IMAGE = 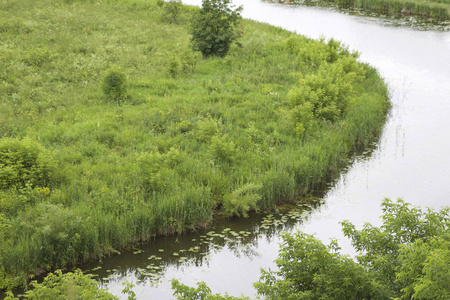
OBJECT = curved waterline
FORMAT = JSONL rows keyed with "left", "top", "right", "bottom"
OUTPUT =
{"left": 89, "top": 1, "right": 450, "bottom": 298}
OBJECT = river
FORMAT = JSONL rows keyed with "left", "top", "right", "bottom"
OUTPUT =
{"left": 85, "top": 1, "right": 450, "bottom": 299}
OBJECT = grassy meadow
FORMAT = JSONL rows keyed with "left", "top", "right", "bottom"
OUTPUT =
{"left": 0, "top": 0, "right": 389, "bottom": 289}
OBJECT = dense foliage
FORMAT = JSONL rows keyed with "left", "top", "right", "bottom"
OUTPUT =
{"left": 190, "top": 0, "right": 243, "bottom": 57}
{"left": 0, "top": 0, "right": 388, "bottom": 290}
{"left": 101, "top": 67, "right": 128, "bottom": 103}
{"left": 0, "top": 138, "right": 54, "bottom": 190}
{"left": 277, "top": 0, "right": 450, "bottom": 21}
{"left": 172, "top": 199, "right": 450, "bottom": 300}
{"left": 3, "top": 270, "right": 117, "bottom": 300}
{"left": 172, "top": 280, "right": 250, "bottom": 300}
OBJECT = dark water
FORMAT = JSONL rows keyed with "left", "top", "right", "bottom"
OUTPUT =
{"left": 82, "top": 2, "right": 450, "bottom": 299}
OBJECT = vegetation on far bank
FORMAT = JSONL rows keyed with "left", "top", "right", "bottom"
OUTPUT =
{"left": 270, "top": 0, "right": 450, "bottom": 21}
{"left": 0, "top": 0, "right": 388, "bottom": 290}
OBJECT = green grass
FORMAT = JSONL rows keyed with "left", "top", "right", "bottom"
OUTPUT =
{"left": 0, "top": 0, "right": 389, "bottom": 290}
{"left": 277, "top": 0, "right": 450, "bottom": 21}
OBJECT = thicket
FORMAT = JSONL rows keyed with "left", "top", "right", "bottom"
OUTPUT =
{"left": 0, "top": 0, "right": 388, "bottom": 291}
{"left": 172, "top": 199, "right": 450, "bottom": 300}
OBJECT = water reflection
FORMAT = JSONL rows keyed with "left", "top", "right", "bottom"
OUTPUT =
{"left": 81, "top": 199, "right": 328, "bottom": 298}
{"left": 263, "top": 0, "right": 450, "bottom": 31}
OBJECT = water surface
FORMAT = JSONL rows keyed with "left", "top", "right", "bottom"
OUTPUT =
{"left": 88, "top": 2, "right": 450, "bottom": 298}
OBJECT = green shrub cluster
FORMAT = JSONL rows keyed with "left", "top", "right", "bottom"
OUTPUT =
{"left": 102, "top": 67, "right": 127, "bottom": 103}
{"left": 173, "top": 200, "right": 450, "bottom": 300}
{"left": 4, "top": 269, "right": 117, "bottom": 300}
{"left": 0, "top": 138, "right": 54, "bottom": 190}
{"left": 223, "top": 183, "right": 262, "bottom": 217}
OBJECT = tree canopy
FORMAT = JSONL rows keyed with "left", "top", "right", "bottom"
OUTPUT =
{"left": 190, "top": 0, "right": 242, "bottom": 57}
{"left": 172, "top": 199, "right": 450, "bottom": 300}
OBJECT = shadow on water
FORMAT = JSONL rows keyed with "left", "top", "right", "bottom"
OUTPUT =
{"left": 76, "top": 143, "right": 380, "bottom": 299}
{"left": 84, "top": 197, "right": 322, "bottom": 288}
{"left": 0, "top": 139, "right": 380, "bottom": 299}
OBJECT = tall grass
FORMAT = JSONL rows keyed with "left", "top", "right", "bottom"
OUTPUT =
{"left": 0, "top": 0, "right": 389, "bottom": 290}
{"left": 273, "top": 0, "right": 450, "bottom": 20}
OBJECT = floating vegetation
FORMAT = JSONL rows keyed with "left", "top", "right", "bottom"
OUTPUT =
{"left": 86, "top": 205, "right": 318, "bottom": 288}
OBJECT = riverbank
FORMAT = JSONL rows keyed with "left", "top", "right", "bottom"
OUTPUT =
{"left": 269, "top": 0, "right": 450, "bottom": 21}
{"left": 0, "top": 0, "right": 389, "bottom": 290}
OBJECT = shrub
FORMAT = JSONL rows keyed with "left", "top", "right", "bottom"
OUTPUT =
{"left": 254, "top": 232, "right": 389, "bottom": 300}
{"left": 4, "top": 269, "right": 117, "bottom": 300}
{"left": 101, "top": 67, "right": 127, "bottom": 102}
{"left": 341, "top": 199, "right": 450, "bottom": 297}
{"left": 172, "top": 279, "right": 250, "bottom": 300}
{"left": 223, "top": 183, "right": 261, "bottom": 217}
{"left": 190, "top": 0, "right": 243, "bottom": 58}
{"left": 162, "top": 0, "right": 182, "bottom": 23}
{"left": 209, "top": 135, "right": 236, "bottom": 163}
{"left": 167, "top": 54, "right": 181, "bottom": 78}
{"left": 174, "top": 200, "right": 449, "bottom": 300}
{"left": 0, "top": 138, "right": 54, "bottom": 189}
{"left": 195, "top": 118, "right": 219, "bottom": 142}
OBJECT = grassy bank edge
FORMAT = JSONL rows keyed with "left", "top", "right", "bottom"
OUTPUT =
{"left": 0, "top": 0, "right": 390, "bottom": 291}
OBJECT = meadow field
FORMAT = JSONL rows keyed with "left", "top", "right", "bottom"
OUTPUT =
{"left": 0, "top": 0, "right": 389, "bottom": 289}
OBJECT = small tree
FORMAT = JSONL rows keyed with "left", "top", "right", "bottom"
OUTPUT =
{"left": 190, "top": 0, "right": 242, "bottom": 58}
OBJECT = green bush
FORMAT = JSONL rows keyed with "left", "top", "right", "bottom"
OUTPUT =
{"left": 162, "top": 0, "right": 182, "bottom": 24}
{"left": 195, "top": 118, "right": 219, "bottom": 142}
{"left": 223, "top": 183, "right": 261, "bottom": 217}
{"left": 173, "top": 200, "right": 450, "bottom": 300}
{"left": 255, "top": 232, "right": 389, "bottom": 300}
{"left": 341, "top": 199, "right": 450, "bottom": 297}
{"left": 209, "top": 135, "right": 236, "bottom": 163}
{"left": 101, "top": 67, "right": 127, "bottom": 102}
{"left": 172, "top": 279, "right": 250, "bottom": 300}
{"left": 0, "top": 138, "right": 54, "bottom": 189}
{"left": 190, "top": 0, "right": 243, "bottom": 58}
{"left": 4, "top": 269, "right": 117, "bottom": 300}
